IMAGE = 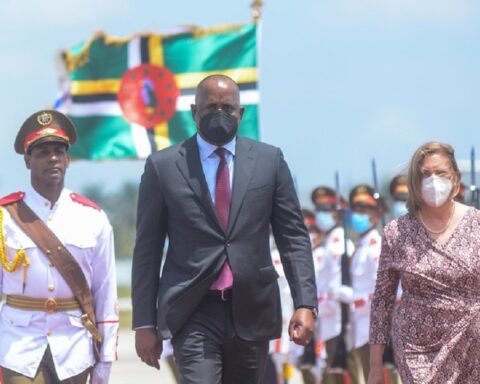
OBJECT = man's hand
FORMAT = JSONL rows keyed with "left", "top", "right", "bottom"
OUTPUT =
{"left": 135, "top": 328, "right": 162, "bottom": 370}
{"left": 288, "top": 307, "right": 315, "bottom": 346}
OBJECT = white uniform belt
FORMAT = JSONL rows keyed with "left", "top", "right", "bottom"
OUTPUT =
{"left": 6, "top": 295, "right": 80, "bottom": 313}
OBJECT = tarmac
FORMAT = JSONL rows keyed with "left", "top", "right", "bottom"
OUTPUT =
{"left": 111, "top": 329, "right": 304, "bottom": 383}
{"left": 111, "top": 329, "right": 177, "bottom": 383}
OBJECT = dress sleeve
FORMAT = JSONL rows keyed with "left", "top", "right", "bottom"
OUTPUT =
{"left": 369, "top": 226, "right": 400, "bottom": 344}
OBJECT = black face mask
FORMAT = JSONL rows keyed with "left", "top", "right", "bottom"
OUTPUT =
{"left": 198, "top": 110, "right": 238, "bottom": 146}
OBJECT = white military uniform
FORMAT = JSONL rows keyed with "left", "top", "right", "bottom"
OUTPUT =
{"left": 349, "top": 228, "right": 381, "bottom": 349}
{"left": 268, "top": 238, "right": 303, "bottom": 376}
{"left": 313, "top": 226, "right": 354, "bottom": 343}
{"left": 0, "top": 187, "right": 118, "bottom": 380}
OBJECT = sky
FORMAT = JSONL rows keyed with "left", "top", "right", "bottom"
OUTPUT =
{"left": 1, "top": 0, "right": 479, "bottom": 207}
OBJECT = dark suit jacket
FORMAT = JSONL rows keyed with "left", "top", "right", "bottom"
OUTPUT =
{"left": 132, "top": 135, "right": 316, "bottom": 341}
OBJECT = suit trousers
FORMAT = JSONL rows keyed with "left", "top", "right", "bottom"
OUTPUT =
{"left": 171, "top": 293, "right": 269, "bottom": 384}
{"left": 2, "top": 346, "right": 91, "bottom": 384}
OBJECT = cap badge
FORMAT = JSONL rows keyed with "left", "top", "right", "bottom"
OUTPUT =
{"left": 37, "top": 112, "right": 53, "bottom": 126}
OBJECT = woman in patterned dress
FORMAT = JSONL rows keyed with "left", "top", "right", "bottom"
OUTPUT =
{"left": 368, "top": 141, "right": 480, "bottom": 384}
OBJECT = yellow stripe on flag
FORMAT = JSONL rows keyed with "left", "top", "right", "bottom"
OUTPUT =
{"left": 70, "top": 68, "right": 257, "bottom": 96}
{"left": 153, "top": 123, "right": 170, "bottom": 150}
{"left": 175, "top": 68, "right": 258, "bottom": 89}
{"left": 71, "top": 79, "right": 120, "bottom": 95}
{"left": 148, "top": 35, "right": 164, "bottom": 66}
{"left": 148, "top": 35, "right": 171, "bottom": 150}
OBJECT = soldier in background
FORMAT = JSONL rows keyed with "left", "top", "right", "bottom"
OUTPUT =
{"left": 298, "top": 208, "right": 322, "bottom": 384}
{"left": 389, "top": 175, "right": 409, "bottom": 220}
{"left": 338, "top": 185, "right": 382, "bottom": 384}
{"left": 265, "top": 215, "right": 314, "bottom": 384}
{"left": 312, "top": 187, "right": 354, "bottom": 384}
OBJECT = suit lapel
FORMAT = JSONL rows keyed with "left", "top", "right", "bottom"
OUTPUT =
{"left": 228, "top": 137, "right": 256, "bottom": 234}
{"left": 175, "top": 136, "right": 223, "bottom": 231}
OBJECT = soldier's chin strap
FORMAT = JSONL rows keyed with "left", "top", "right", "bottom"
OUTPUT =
{"left": 4, "top": 200, "right": 101, "bottom": 361}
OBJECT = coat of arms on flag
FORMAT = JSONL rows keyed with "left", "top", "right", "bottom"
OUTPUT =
{"left": 56, "top": 23, "right": 259, "bottom": 160}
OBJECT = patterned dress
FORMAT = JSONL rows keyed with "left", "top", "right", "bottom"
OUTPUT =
{"left": 369, "top": 208, "right": 480, "bottom": 383}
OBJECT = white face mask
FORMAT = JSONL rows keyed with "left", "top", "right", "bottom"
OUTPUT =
{"left": 421, "top": 174, "right": 453, "bottom": 207}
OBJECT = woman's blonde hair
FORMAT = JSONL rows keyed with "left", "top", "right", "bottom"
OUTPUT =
{"left": 407, "top": 141, "right": 461, "bottom": 213}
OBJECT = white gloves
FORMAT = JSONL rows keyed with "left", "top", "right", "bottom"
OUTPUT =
{"left": 333, "top": 285, "right": 354, "bottom": 304}
{"left": 90, "top": 362, "right": 112, "bottom": 384}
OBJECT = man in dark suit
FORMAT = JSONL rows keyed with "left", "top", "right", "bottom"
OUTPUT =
{"left": 132, "top": 74, "right": 317, "bottom": 384}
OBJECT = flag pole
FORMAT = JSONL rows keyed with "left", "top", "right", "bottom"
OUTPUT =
{"left": 251, "top": 0, "right": 264, "bottom": 22}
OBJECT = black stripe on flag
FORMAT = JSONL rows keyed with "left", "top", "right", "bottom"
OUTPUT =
{"left": 146, "top": 128, "right": 157, "bottom": 152}
{"left": 140, "top": 37, "right": 150, "bottom": 63}
{"left": 71, "top": 82, "right": 257, "bottom": 103}
{"left": 72, "top": 94, "right": 118, "bottom": 103}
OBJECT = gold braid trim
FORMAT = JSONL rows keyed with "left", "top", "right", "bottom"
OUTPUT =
{"left": 190, "top": 23, "right": 244, "bottom": 38}
{"left": 0, "top": 207, "right": 30, "bottom": 274}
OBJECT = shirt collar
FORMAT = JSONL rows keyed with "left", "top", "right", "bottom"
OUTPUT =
{"left": 25, "top": 185, "right": 69, "bottom": 210}
{"left": 196, "top": 133, "right": 236, "bottom": 161}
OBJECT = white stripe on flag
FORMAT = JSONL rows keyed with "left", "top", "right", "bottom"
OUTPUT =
{"left": 131, "top": 123, "right": 152, "bottom": 159}
{"left": 128, "top": 37, "right": 141, "bottom": 68}
{"left": 67, "top": 101, "right": 122, "bottom": 117}
{"left": 240, "top": 89, "right": 260, "bottom": 105}
{"left": 175, "top": 95, "right": 194, "bottom": 111}
{"left": 67, "top": 88, "right": 259, "bottom": 116}
{"left": 175, "top": 89, "right": 259, "bottom": 111}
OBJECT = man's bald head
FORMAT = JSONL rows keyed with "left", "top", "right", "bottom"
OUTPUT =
{"left": 194, "top": 75, "right": 240, "bottom": 106}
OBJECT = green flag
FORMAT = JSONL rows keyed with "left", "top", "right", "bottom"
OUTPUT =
{"left": 57, "top": 23, "right": 259, "bottom": 160}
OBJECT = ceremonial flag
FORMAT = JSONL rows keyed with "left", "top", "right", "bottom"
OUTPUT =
{"left": 57, "top": 23, "right": 259, "bottom": 160}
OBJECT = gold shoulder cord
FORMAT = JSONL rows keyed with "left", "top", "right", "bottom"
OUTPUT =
{"left": 0, "top": 207, "right": 30, "bottom": 287}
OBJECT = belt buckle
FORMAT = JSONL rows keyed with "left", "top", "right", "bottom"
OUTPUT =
{"left": 44, "top": 298, "right": 57, "bottom": 313}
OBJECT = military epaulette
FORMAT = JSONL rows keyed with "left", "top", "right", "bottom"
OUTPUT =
{"left": 0, "top": 192, "right": 25, "bottom": 206}
{"left": 70, "top": 192, "right": 101, "bottom": 211}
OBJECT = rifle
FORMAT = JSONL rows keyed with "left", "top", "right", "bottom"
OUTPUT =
{"left": 470, "top": 147, "right": 479, "bottom": 208}
{"left": 371, "top": 158, "right": 386, "bottom": 228}
{"left": 330, "top": 171, "right": 351, "bottom": 376}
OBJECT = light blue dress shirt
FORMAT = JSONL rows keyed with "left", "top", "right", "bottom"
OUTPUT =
{"left": 196, "top": 134, "right": 235, "bottom": 203}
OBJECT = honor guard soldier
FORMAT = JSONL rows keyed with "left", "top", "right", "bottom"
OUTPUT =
{"left": 267, "top": 231, "right": 299, "bottom": 384}
{"left": 389, "top": 174, "right": 409, "bottom": 219}
{"left": 266, "top": 209, "right": 318, "bottom": 384}
{"left": 338, "top": 185, "right": 382, "bottom": 383}
{"left": 0, "top": 110, "right": 118, "bottom": 384}
{"left": 312, "top": 187, "right": 354, "bottom": 384}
